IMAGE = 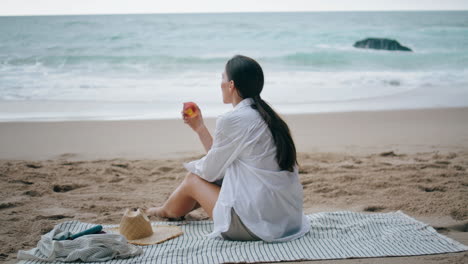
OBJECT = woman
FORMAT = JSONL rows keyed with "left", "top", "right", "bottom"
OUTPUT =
{"left": 145, "top": 55, "right": 310, "bottom": 242}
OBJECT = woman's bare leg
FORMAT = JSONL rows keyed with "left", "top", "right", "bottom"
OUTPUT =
{"left": 145, "top": 172, "right": 220, "bottom": 219}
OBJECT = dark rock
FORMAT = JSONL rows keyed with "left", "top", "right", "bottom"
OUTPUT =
{"left": 353, "top": 38, "right": 412, "bottom": 52}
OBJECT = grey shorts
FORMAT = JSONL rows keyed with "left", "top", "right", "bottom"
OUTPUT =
{"left": 213, "top": 178, "right": 224, "bottom": 186}
{"left": 221, "top": 208, "right": 262, "bottom": 241}
{"left": 213, "top": 179, "right": 260, "bottom": 241}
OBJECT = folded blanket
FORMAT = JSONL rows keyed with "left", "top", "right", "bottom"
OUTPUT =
{"left": 17, "top": 211, "right": 468, "bottom": 264}
{"left": 17, "top": 222, "right": 142, "bottom": 262}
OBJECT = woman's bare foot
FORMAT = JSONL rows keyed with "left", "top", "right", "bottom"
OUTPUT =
{"left": 144, "top": 206, "right": 165, "bottom": 217}
{"left": 143, "top": 206, "right": 185, "bottom": 221}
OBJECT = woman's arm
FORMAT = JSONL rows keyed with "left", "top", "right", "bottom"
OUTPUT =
{"left": 195, "top": 125, "right": 213, "bottom": 152}
{"left": 182, "top": 104, "right": 213, "bottom": 152}
{"left": 183, "top": 114, "right": 250, "bottom": 183}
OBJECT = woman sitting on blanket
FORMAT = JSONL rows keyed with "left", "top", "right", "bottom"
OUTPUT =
{"left": 145, "top": 55, "right": 311, "bottom": 242}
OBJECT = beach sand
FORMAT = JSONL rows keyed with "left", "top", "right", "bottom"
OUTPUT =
{"left": 1, "top": 107, "right": 467, "bottom": 263}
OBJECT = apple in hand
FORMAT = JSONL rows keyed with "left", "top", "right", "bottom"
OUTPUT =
{"left": 182, "top": 102, "right": 199, "bottom": 118}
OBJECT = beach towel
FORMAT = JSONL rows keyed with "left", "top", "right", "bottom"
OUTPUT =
{"left": 17, "top": 211, "right": 468, "bottom": 264}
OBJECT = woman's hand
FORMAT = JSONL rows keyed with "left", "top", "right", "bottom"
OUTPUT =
{"left": 181, "top": 104, "right": 205, "bottom": 133}
{"left": 182, "top": 104, "right": 213, "bottom": 152}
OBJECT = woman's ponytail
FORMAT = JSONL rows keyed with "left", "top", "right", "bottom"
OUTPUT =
{"left": 251, "top": 95, "right": 298, "bottom": 172}
{"left": 226, "top": 54, "right": 298, "bottom": 172}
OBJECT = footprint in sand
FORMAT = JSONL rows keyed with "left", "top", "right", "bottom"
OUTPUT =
{"left": 418, "top": 186, "right": 447, "bottom": 192}
{"left": 364, "top": 206, "right": 386, "bottom": 212}
{"left": 337, "top": 175, "right": 359, "bottom": 182}
{"left": 152, "top": 176, "right": 177, "bottom": 182}
{"left": 109, "top": 177, "right": 124, "bottom": 183}
{"left": 103, "top": 167, "right": 129, "bottom": 175}
{"left": 414, "top": 158, "right": 428, "bottom": 162}
{"left": 23, "top": 190, "right": 42, "bottom": 197}
{"left": 300, "top": 179, "right": 314, "bottom": 185}
{"left": 419, "top": 163, "right": 447, "bottom": 169}
{"left": 52, "top": 184, "right": 86, "bottom": 193}
{"left": 379, "top": 151, "right": 407, "bottom": 157}
{"left": 111, "top": 163, "right": 129, "bottom": 169}
{"left": 339, "top": 164, "right": 357, "bottom": 169}
{"left": 36, "top": 214, "right": 73, "bottom": 220}
{"left": 379, "top": 162, "right": 392, "bottom": 166}
{"left": 0, "top": 202, "right": 19, "bottom": 210}
{"left": 314, "top": 186, "right": 334, "bottom": 194}
{"left": 25, "top": 163, "right": 42, "bottom": 169}
{"left": 60, "top": 161, "right": 85, "bottom": 166}
{"left": 299, "top": 165, "right": 323, "bottom": 174}
{"left": 434, "top": 222, "right": 468, "bottom": 234}
{"left": 158, "top": 166, "right": 174, "bottom": 172}
{"left": 380, "top": 151, "right": 397, "bottom": 157}
{"left": 9, "top": 179, "right": 34, "bottom": 185}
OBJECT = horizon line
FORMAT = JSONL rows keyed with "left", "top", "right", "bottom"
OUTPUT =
{"left": 1, "top": 9, "right": 467, "bottom": 17}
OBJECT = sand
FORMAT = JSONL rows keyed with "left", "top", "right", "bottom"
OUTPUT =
{"left": 0, "top": 107, "right": 467, "bottom": 263}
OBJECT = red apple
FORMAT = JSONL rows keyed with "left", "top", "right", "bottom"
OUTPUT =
{"left": 183, "top": 102, "right": 199, "bottom": 118}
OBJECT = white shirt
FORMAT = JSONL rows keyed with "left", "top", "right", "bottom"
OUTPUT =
{"left": 183, "top": 97, "right": 310, "bottom": 242}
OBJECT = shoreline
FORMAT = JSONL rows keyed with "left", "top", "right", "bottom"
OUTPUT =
{"left": 2, "top": 95, "right": 468, "bottom": 122}
{"left": 0, "top": 104, "right": 466, "bottom": 122}
{"left": 1, "top": 106, "right": 467, "bottom": 161}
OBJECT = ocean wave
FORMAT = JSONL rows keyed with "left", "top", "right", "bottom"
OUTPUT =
{"left": 1, "top": 55, "right": 227, "bottom": 67}
{"left": 63, "top": 20, "right": 98, "bottom": 27}
{"left": 1, "top": 68, "right": 466, "bottom": 102}
{"left": 2, "top": 49, "right": 466, "bottom": 72}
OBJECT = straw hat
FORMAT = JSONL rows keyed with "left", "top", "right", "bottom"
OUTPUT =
{"left": 106, "top": 208, "right": 183, "bottom": 245}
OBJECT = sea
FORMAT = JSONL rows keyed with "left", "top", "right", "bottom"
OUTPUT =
{"left": 0, "top": 11, "right": 467, "bottom": 121}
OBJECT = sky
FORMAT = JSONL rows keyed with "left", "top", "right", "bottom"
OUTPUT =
{"left": 1, "top": 0, "right": 468, "bottom": 16}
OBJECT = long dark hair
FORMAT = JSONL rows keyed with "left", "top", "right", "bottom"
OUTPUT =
{"left": 225, "top": 54, "right": 298, "bottom": 172}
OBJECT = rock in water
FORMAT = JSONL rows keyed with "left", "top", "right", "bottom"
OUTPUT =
{"left": 353, "top": 38, "right": 412, "bottom": 52}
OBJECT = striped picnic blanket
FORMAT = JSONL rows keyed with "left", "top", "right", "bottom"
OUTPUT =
{"left": 18, "top": 211, "right": 468, "bottom": 263}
